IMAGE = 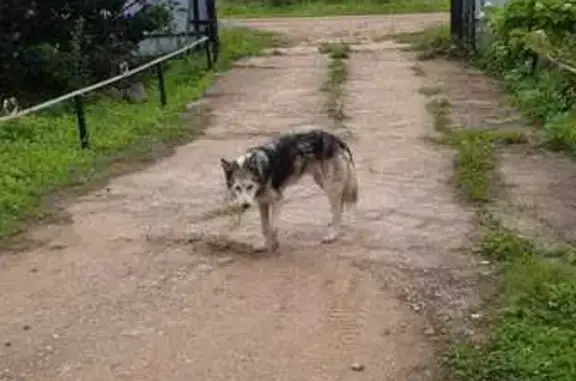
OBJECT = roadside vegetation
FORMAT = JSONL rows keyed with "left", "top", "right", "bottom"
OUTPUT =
{"left": 397, "top": 0, "right": 576, "bottom": 156}
{"left": 319, "top": 42, "right": 350, "bottom": 130}
{"left": 0, "top": 28, "right": 283, "bottom": 240}
{"left": 219, "top": 0, "right": 449, "bottom": 18}
{"left": 400, "top": 0, "right": 576, "bottom": 379}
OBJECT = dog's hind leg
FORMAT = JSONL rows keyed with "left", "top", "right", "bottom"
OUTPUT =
{"left": 321, "top": 165, "right": 346, "bottom": 244}
{"left": 312, "top": 168, "right": 325, "bottom": 190}
{"left": 322, "top": 187, "right": 344, "bottom": 244}
{"left": 313, "top": 162, "right": 344, "bottom": 243}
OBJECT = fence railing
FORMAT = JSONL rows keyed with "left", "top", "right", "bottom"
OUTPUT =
{"left": 0, "top": 35, "right": 215, "bottom": 149}
{"left": 528, "top": 40, "right": 576, "bottom": 77}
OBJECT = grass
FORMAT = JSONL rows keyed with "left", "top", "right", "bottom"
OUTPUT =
{"left": 448, "top": 222, "right": 576, "bottom": 381}
{"left": 219, "top": 0, "right": 449, "bottom": 18}
{"left": 426, "top": 94, "right": 576, "bottom": 381}
{"left": 431, "top": 116, "right": 576, "bottom": 380}
{"left": 415, "top": 39, "right": 576, "bottom": 381}
{"left": 397, "top": 24, "right": 576, "bottom": 156}
{"left": 319, "top": 42, "right": 350, "bottom": 128}
{"left": 424, "top": 94, "right": 526, "bottom": 203}
{"left": 449, "top": 129, "right": 497, "bottom": 203}
{"left": 0, "top": 27, "right": 284, "bottom": 240}
{"left": 394, "top": 24, "right": 468, "bottom": 60}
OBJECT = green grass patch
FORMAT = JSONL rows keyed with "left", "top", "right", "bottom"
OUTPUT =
{"left": 219, "top": 0, "right": 449, "bottom": 18}
{"left": 448, "top": 222, "right": 576, "bottom": 381}
{"left": 442, "top": 128, "right": 527, "bottom": 203}
{"left": 424, "top": 95, "right": 501, "bottom": 203}
{"left": 393, "top": 24, "right": 467, "bottom": 60}
{"left": 320, "top": 42, "right": 350, "bottom": 125}
{"left": 449, "top": 129, "right": 496, "bottom": 203}
{"left": 423, "top": 92, "right": 527, "bottom": 204}
{"left": 426, "top": 96, "right": 452, "bottom": 132}
{"left": 319, "top": 41, "right": 351, "bottom": 59}
{"left": 0, "top": 27, "right": 283, "bottom": 240}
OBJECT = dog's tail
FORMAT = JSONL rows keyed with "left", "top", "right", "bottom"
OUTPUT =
{"left": 340, "top": 147, "right": 358, "bottom": 205}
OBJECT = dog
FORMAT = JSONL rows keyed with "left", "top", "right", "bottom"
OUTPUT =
{"left": 219, "top": 128, "right": 358, "bottom": 252}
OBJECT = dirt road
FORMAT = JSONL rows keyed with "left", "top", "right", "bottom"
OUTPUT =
{"left": 0, "top": 14, "right": 483, "bottom": 381}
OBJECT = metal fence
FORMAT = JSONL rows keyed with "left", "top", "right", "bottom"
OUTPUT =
{"left": 450, "top": 0, "right": 477, "bottom": 51}
{"left": 0, "top": 0, "right": 219, "bottom": 150}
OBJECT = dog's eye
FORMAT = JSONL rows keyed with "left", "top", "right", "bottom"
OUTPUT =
{"left": 246, "top": 184, "right": 254, "bottom": 191}
{"left": 234, "top": 185, "right": 242, "bottom": 192}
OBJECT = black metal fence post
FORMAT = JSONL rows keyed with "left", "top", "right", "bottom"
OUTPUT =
{"left": 205, "top": 40, "right": 213, "bottom": 70}
{"left": 192, "top": 0, "right": 201, "bottom": 37}
{"left": 450, "top": 0, "right": 477, "bottom": 53}
{"left": 156, "top": 63, "right": 167, "bottom": 107}
{"left": 531, "top": 53, "right": 540, "bottom": 74}
{"left": 450, "top": 0, "right": 458, "bottom": 40}
{"left": 207, "top": 0, "right": 220, "bottom": 63}
{"left": 73, "top": 95, "right": 89, "bottom": 149}
{"left": 468, "top": 0, "right": 477, "bottom": 51}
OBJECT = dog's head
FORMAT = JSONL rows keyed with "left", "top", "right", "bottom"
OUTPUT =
{"left": 220, "top": 151, "right": 267, "bottom": 211}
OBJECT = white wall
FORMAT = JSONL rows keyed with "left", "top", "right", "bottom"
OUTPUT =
{"left": 133, "top": 0, "right": 198, "bottom": 56}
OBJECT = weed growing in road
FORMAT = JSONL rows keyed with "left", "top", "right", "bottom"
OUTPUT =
{"left": 320, "top": 42, "right": 350, "bottom": 130}
{"left": 410, "top": 64, "right": 426, "bottom": 77}
{"left": 425, "top": 95, "right": 451, "bottom": 132}
{"left": 424, "top": 95, "right": 497, "bottom": 203}
{"left": 418, "top": 85, "right": 442, "bottom": 97}
{"left": 219, "top": 0, "right": 449, "bottom": 18}
{"left": 319, "top": 42, "right": 351, "bottom": 59}
{"left": 449, "top": 129, "right": 496, "bottom": 203}
{"left": 0, "top": 28, "right": 283, "bottom": 240}
{"left": 394, "top": 24, "right": 467, "bottom": 60}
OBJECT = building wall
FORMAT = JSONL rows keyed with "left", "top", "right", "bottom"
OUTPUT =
{"left": 134, "top": 0, "right": 208, "bottom": 56}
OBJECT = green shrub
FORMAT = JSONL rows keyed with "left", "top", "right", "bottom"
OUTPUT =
{"left": 479, "top": 0, "right": 576, "bottom": 154}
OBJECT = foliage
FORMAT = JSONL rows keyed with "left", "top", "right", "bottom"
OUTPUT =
{"left": 0, "top": 0, "right": 176, "bottom": 104}
{"left": 0, "top": 27, "right": 282, "bottom": 239}
{"left": 218, "top": 0, "right": 449, "bottom": 18}
{"left": 319, "top": 42, "right": 350, "bottom": 126}
{"left": 478, "top": 0, "right": 576, "bottom": 154}
{"left": 451, "top": 129, "right": 496, "bottom": 203}
{"left": 448, "top": 228, "right": 576, "bottom": 381}
{"left": 394, "top": 24, "right": 468, "bottom": 60}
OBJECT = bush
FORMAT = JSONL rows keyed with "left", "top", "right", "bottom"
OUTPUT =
{"left": 478, "top": 0, "right": 576, "bottom": 153}
{"left": 0, "top": 0, "right": 176, "bottom": 104}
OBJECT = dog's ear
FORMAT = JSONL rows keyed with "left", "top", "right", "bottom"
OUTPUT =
{"left": 220, "top": 158, "right": 234, "bottom": 174}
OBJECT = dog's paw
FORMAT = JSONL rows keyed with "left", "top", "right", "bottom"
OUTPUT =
{"left": 269, "top": 239, "right": 280, "bottom": 253}
{"left": 321, "top": 231, "right": 339, "bottom": 244}
{"left": 253, "top": 238, "right": 280, "bottom": 254}
{"left": 253, "top": 244, "right": 268, "bottom": 253}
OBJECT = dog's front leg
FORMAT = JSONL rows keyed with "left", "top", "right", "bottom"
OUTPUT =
{"left": 255, "top": 202, "right": 279, "bottom": 253}
{"left": 322, "top": 188, "right": 343, "bottom": 244}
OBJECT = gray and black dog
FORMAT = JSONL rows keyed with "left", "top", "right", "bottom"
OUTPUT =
{"left": 220, "top": 128, "right": 358, "bottom": 252}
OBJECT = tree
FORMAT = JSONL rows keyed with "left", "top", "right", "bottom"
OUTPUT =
{"left": 0, "top": 0, "right": 175, "bottom": 103}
